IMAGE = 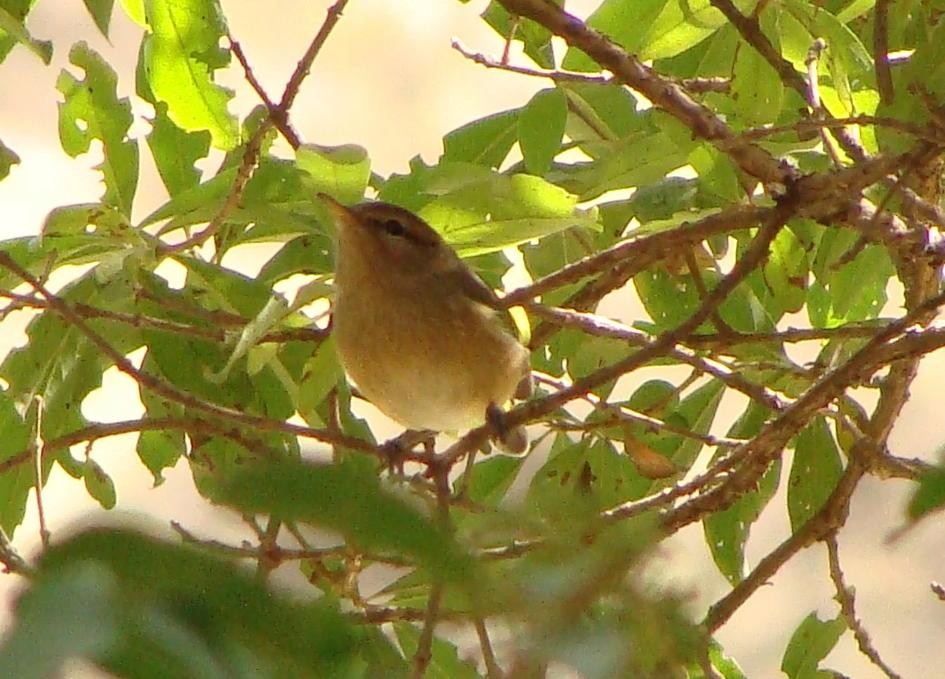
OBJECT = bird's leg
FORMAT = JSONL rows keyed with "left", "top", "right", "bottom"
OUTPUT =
{"left": 486, "top": 402, "right": 528, "bottom": 455}
{"left": 380, "top": 429, "right": 435, "bottom": 476}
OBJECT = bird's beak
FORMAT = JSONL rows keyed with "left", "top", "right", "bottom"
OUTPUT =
{"left": 317, "top": 193, "right": 359, "bottom": 231}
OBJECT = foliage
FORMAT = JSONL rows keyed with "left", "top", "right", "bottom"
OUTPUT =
{"left": 1, "top": 0, "right": 944, "bottom": 677}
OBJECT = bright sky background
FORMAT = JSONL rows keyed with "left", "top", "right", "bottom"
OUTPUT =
{"left": 0, "top": 2, "right": 943, "bottom": 677}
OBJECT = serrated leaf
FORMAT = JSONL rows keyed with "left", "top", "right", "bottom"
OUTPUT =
{"left": 0, "top": 391, "right": 33, "bottom": 537}
{"left": 788, "top": 417, "right": 843, "bottom": 532}
{"left": 146, "top": 103, "right": 211, "bottom": 195}
{"left": 142, "top": 0, "right": 237, "bottom": 148}
{"left": 781, "top": 612, "right": 846, "bottom": 678}
{"left": 57, "top": 42, "right": 139, "bottom": 216}
{"left": 0, "top": 275, "right": 141, "bottom": 440}
{"left": 519, "top": 87, "right": 567, "bottom": 175}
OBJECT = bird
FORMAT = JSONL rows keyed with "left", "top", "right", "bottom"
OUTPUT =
{"left": 320, "top": 193, "right": 532, "bottom": 453}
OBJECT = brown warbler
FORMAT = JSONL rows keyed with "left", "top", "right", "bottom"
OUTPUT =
{"left": 320, "top": 194, "right": 531, "bottom": 452}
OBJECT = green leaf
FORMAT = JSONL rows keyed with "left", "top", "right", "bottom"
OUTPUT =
{"left": 731, "top": 34, "right": 785, "bottom": 126}
{"left": 0, "top": 4, "right": 51, "bottom": 63}
{"left": 297, "top": 335, "right": 343, "bottom": 424}
{"left": 443, "top": 108, "right": 519, "bottom": 168}
{"left": 0, "top": 137, "right": 19, "bottom": 180}
{"left": 117, "top": 0, "right": 145, "bottom": 26}
{"left": 0, "top": 391, "right": 33, "bottom": 537}
{"left": 562, "top": 82, "right": 638, "bottom": 144}
{"left": 704, "top": 402, "right": 779, "bottom": 584}
{"left": 0, "top": 528, "right": 365, "bottom": 677}
{"left": 462, "top": 455, "right": 525, "bottom": 507}
{"left": 0, "top": 561, "right": 118, "bottom": 679}
{"left": 146, "top": 103, "right": 211, "bottom": 195}
{"left": 296, "top": 143, "right": 371, "bottom": 206}
{"left": 788, "top": 417, "right": 843, "bottom": 532}
{"left": 763, "top": 225, "right": 810, "bottom": 314}
{"left": 218, "top": 460, "right": 473, "bottom": 578}
{"left": 481, "top": 1, "right": 556, "bottom": 68}
{"left": 907, "top": 463, "right": 945, "bottom": 521}
{"left": 561, "top": 0, "right": 669, "bottom": 72}
{"left": 550, "top": 129, "right": 688, "bottom": 200}
{"left": 781, "top": 612, "right": 847, "bottom": 679}
{"left": 393, "top": 622, "right": 481, "bottom": 678}
{"left": 142, "top": 0, "right": 237, "bottom": 148}
{"left": 57, "top": 42, "right": 139, "bottom": 217}
{"left": 519, "top": 87, "right": 567, "bottom": 175}
{"left": 82, "top": 0, "right": 114, "bottom": 37}
{"left": 643, "top": 0, "right": 746, "bottom": 60}
{"left": 137, "top": 428, "right": 184, "bottom": 486}
{"left": 0, "top": 275, "right": 141, "bottom": 441}
{"left": 83, "top": 458, "right": 117, "bottom": 509}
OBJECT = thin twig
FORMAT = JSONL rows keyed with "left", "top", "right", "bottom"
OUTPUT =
{"left": 703, "top": 462, "right": 865, "bottom": 632}
{"left": 475, "top": 618, "right": 505, "bottom": 679}
{"left": 0, "top": 528, "right": 32, "bottom": 577}
{"left": 826, "top": 535, "right": 902, "bottom": 679}
{"left": 0, "top": 252, "right": 399, "bottom": 462}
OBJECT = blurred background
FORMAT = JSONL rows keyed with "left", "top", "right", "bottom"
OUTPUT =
{"left": 0, "top": 1, "right": 943, "bottom": 677}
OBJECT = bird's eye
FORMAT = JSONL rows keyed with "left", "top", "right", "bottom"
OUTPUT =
{"left": 381, "top": 219, "right": 406, "bottom": 237}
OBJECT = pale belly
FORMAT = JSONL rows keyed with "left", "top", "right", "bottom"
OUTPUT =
{"left": 333, "top": 296, "right": 529, "bottom": 432}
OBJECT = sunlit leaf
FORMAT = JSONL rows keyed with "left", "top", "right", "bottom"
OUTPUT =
{"left": 57, "top": 42, "right": 139, "bottom": 216}
{"left": 142, "top": 0, "right": 237, "bottom": 148}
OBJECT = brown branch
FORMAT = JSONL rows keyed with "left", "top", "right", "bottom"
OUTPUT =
{"left": 528, "top": 304, "right": 785, "bottom": 412}
{"left": 278, "top": 0, "right": 349, "bottom": 113}
{"left": 826, "top": 536, "right": 902, "bottom": 679}
{"left": 733, "top": 115, "right": 939, "bottom": 145}
{"left": 665, "top": 290, "right": 945, "bottom": 533}
{"left": 504, "top": 204, "right": 770, "bottom": 307}
{"left": 495, "top": 0, "right": 792, "bottom": 185}
{"left": 413, "top": 465, "right": 452, "bottom": 676}
{"left": 0, "top": 253, "right": 402, "bottom": 465}
{"left": 0, "top": 528, "right": 32, "bottom": 577}
{"left": 874, "top": 0, "right": 894, "bottom": 104}
{"left": 710, "top": 0, "right": 807, "bottom": 95}
{"left": 228, "top": 35, "right": 301, "bottom": 148}
{"left": 475, "top": 618, "right": 505, "bottom": 679}
{"left": 440, "top": 204, "right": 793, "bottom": 470}
{"left": 163, "top": 0, "right": 349, "bottom": 253}
{"left": 703, "top": 461, "right": 865, "bottom": 632}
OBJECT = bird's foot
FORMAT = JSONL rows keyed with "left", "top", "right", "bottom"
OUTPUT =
{"left": 380, "top": 429, "right": 435, "bottom": 476}
{"left": 485, "top": 403, "right": 528, "bottom": 455}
